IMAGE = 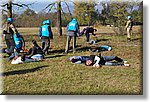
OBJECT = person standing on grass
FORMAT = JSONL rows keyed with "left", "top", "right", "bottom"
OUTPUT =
{"left": 39, "top": 19, "right": 53, "bottom": 55}
{"left": 125, "top": 16, "right": 133, "bottom": 42}
{"left": 64, "top": 18, "right": 80, "bottom": 54}
{"left": 3, "top": 18, "right": 20, "bottom": 60}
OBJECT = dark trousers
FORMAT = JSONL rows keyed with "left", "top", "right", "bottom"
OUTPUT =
{"left": 85, "top": 33, "right": 90, "bottom": 42}
{"left": 5, "top": 39, "right": 15, "bottom": 54}
{"left": 65, "top": 36, "right": 76, "bottom": 53}
{"left": 102, "top": 56, "right": 124, "bottom": 66}
{"left": 41, "top": 37, "right": 50, "bottom": 54}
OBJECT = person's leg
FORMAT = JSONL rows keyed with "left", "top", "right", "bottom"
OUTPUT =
{"left": 65, "top": 36, "right": 71, "bottom": 53}
{"left": 42, "top": 41, "right": 45, "bottom": 50}
{"left": 43, "top": 38, "right": 50, "bottom": 54}
{"left": 103, "top": 56, "right": 123, "bottom": 62}
{"left": 85, "top": 33, "right": 90, "bottom": 42}
{"left": 104, "top": 62, "right": 124, "bottom": 66}
{"left": 7, "top": 39, "right": 15, "bottom": 54}
{"left": 73, "top": 36, "right": 76, "bottom": 53}
{"left": 127, "top": 28, "right": 131, "bottom": 41}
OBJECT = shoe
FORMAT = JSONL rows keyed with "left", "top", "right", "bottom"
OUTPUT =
{"left": 127, "top": 38, "right": 131, "bottom": 42}
{"left": 124, "top": 63, "right": 130, "bottom": 67}
{"left": 123, "top": 60, "right": 128, "bottom": 64}
{"left": 63, "top": 52, "right": 68, "bottom": 55}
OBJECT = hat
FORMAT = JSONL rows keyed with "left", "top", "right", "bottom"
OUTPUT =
{"left": 7, "top": 18, "right": 14, "bottom": 23}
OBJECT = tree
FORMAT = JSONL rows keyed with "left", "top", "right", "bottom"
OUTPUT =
{"left": 42, "top": 0, "right": 73, "bottom": 36}
{"left": 74, "top": 0, "right": 97, "bottom": 26}
{"left": 1, "top": 0, "right": 34, "bottom": 18}
{"left": 57, "top": 0, "right": 62, "bottom": 36}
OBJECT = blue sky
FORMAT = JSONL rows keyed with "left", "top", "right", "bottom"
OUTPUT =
{"left": 1, "top": 0, "right": 142, "bottom": 14}
{"left": 1, "top": 0, "right": 103, "bottom": 14}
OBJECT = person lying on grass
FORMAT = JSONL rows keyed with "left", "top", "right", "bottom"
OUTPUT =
{"left": 89, "top": 45, "right": 112, "bottom": 52}
{"left": 11, "top": 54, "right": 41, "bottom": 64}
{"left": 69, "top": 54, "right": 130, "bottom": 68}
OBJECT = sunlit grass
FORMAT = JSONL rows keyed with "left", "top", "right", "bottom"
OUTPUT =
{"left": 1, "top": 26, "right": 143, "bottom": 95}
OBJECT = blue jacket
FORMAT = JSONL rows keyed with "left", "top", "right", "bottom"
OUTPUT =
{"left": 13, "top": 34, "right": 23, "bottom": 49}
{"left": 40, "top": 25, "right": 51, "bottom": 37}
{"left": 67, "top": 19, "right": 79, "bottom": 36}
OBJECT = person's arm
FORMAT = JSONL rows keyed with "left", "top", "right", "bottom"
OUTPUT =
{"left": 48, "top": 26, "right": 53, "bottom": 39}
{"left": 21, "top": 36, "right": 25, "bottom": 50}
{"left": 93, "top": 56, "right": 101, "bottom": 68}
{"left": 28, "top": 47, "right": 36, "bottom": 58}
{"left": 94, "top": 56, "right": 100, "bottom": 65}
{"left": 39, "top": 27, "right": 42, "bottom": 38}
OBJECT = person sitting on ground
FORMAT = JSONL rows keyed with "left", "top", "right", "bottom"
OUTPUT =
{"left": 11, "top": 54, "right": 40, "bottom": 64}
{"left": 80, "top": 26, "right": 97, "bottom": 42}
{"left": 69, "top": 54, "right": 129, "bottom": 68}
{"left": 26, "top": 40, "right": 44, "bottom": 60}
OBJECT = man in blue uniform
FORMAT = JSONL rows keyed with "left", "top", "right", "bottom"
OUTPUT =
{"left": 64, "top": 18, "right": 80, "bottom": 54}
{"left": 39, "top": 20, "right": 53, "bottom": 55}
{"left": 3, "top": 18, "right": 20, "bottom": 60}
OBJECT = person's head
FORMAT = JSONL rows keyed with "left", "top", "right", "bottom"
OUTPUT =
{"left": 71, "top": 18, "right": 77, "bottom": 22}
{"left": 70, "top": 58, "right": 78, "bottom": 63}
{"left": 32, "top": 40, "right": 38, "bottom": 46}
{"left": 85, "top": 60, "right": 93, "bottom": 66}
{"left": 21, "top": 54, "right": 26, "bottom": 61}
{"left": 127, "top": 16, "right": 133, "bottom": 20}
{"left": 43, "top": 19, "right": 51, "bottom": 25}
{"left": 7, "top": 18, "right": 14, "bottom": 23}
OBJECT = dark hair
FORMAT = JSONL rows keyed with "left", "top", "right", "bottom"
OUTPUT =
{"left": 32, "top": 40, "right": 38, "bottom": 45}
{"left": 71, "top": 58, "right": 78, "bottom": 63}
{"left": 21, "top": 54, "right": 26, "bottom": 61}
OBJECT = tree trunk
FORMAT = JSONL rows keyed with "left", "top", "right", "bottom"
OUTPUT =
{"left": 7, "top": 0, "right": 12, "bottom": 18}
{"left": 57, "top": 1, "right": 62, "bottom": 36}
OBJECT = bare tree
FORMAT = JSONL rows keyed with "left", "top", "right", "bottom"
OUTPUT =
{"left": 42, "top": 0, "right": 73, "bottom": 36}
{"left": 1, "top": 0, "right": 34, "bottom": 18}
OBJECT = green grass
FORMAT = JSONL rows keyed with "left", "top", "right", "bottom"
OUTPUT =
{"left": 1, "top": 26, "right": 143, "bottom": 95}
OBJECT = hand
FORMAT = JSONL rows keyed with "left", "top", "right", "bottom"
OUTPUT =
{"left": 93, "top": 64, "right": 101, "bottom": 68}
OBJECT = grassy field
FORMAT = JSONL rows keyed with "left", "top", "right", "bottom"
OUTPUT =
{"left": 0, "top": 26, "right": 143, "bottom": 95}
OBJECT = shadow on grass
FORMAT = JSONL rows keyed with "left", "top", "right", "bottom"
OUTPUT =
{"left": 96, "top": 38, "right": 110, "bottom": 43}
{"left": 49, "top": 49, "right": 65, "bottom": 54}
{"left": 45, "top": 54, "right": 65, "bottom": 58}
{"left": 132, "top": 38, "right": 142, "bottom": 41}
{"left": 76, "top": 46, "right": 91, "bottom": 52}
{"left": 1, "top": 65, "right": 49, "bottom": 77}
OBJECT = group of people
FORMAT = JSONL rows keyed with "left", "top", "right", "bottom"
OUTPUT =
{"left": 65, "top": 16, "right": 133, "bottom": 68}
{"left": 2, "top": 18, "right": 50, "bottom": 64}
{"left": 2, "top": 16, "right": 133, "bottom": 66}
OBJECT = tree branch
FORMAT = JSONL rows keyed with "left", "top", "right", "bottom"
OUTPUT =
{"left": 64, "top": 1, "right": 72, "bottom": 17}
{"left": 41, "top": 3, "right": 56, "bottom": 11}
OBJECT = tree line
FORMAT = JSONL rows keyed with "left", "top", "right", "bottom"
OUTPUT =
{"left": 2, "top": 0, "right": 143, "bottom": 28}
